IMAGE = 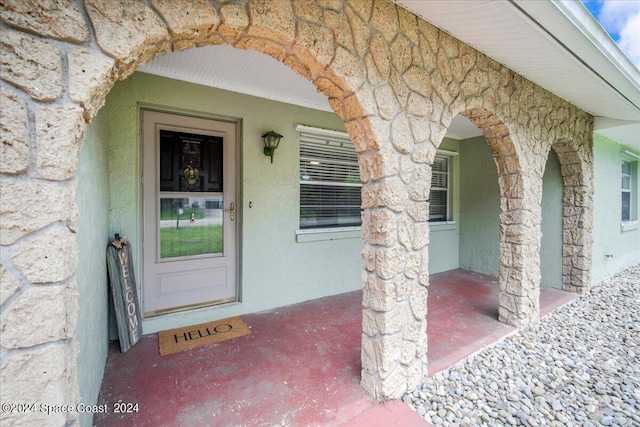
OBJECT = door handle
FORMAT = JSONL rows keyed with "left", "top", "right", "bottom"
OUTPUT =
{"left": 224, "top": 202, "right": 235, "bottom": 221}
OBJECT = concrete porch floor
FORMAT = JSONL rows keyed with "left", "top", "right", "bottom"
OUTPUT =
{"left": 94, "top": 269, "right": 577, "bottom": 426}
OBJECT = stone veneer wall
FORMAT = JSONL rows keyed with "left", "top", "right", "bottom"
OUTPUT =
{"left": 0, "top": 0, "right": 593, "bottom": 423}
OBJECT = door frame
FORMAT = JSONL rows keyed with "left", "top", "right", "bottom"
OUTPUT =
{"left": 138, "top": 105, "right": 243, "bottom": 319}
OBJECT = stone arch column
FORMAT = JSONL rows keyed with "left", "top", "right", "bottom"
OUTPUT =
{"left": 460, "top": 108, "right": 541, "bottom": 327}
{"left": 550, "top": 137, "right": 594, "bottom": 293}
{"left": 356, "top": 114, "right": 433, "bottom": 400}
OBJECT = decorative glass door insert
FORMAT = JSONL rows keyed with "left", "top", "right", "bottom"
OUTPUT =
{"left": 157, "top": 129, "right": 224, "bottom": 260}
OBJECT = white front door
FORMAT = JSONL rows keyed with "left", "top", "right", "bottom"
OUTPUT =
{"left": 142, "top": 110, "right": 237, "bottom": 316}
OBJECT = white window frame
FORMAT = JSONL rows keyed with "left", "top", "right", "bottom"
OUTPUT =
{"left": 621, "top": 150, "right": 639, "bottom": 230}
{"left": 429, "top": 150, "right": 457, "bottom": 224}
{"left": 296, "top": 124, "right": 361, "bottom": 237}
{"left": 622, "top": 159, "right": 632, "bottom": 222}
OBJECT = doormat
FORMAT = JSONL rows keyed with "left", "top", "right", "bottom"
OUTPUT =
{"left": 158, "top": 316, "right": 251, "bottom": 355}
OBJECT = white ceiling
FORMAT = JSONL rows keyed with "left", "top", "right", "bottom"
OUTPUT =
{"left": 139, "top": 0, "right": 640, "bottom": 148}
{"left": 140, "top": 45, "right": 330, "bottom": 112}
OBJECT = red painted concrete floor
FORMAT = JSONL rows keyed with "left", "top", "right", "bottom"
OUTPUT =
{"left": 95, "top": 269, "right": 576, "bottom": 427}
{"left": 427, "top": 269, "right": 576, "bottom": 374}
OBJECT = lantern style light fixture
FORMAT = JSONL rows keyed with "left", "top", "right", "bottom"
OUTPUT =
{"left": 262, "top": 130, "right": 283, "bottom": 163}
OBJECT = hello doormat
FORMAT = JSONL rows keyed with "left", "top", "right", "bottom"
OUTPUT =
{"left": 158, "top": 317, "right": 251, "bottom": 355}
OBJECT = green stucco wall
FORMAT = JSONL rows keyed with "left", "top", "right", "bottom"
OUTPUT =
{"left": 457, "top": 136, "right": 565, "bottom": 284}
{"left": 459, "top": 136, "right": 500, "bottom": 276}
{"left": 592, "top": 134, "right": 640, "bottom": 283}
{"left": 541, "top": 150, "right": 563, "bottom": 289}
{"left": 105, "top": 72, "right": 361, "bottom": 333}
{"left": 76, "top": 103, "right": 111, "bottom": 426}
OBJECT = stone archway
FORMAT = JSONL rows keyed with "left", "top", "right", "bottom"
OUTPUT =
{"left": 0, "top": 1, "right": 595, "bottom": 422}
{"left": 458, "top": 107, "right": 541, "bottom": 327}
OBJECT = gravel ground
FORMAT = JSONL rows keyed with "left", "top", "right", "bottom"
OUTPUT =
{"left": 404, "top": 263, "right": 640, "bottom": 427}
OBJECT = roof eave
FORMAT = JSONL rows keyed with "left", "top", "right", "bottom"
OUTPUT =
{"left": 530, "top": 0, "right": 640, "bottom": 152}
{"left": 513, "top": 0, "right": 640, "bottom": 115}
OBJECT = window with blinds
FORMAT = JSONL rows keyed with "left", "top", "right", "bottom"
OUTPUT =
{"left": 297, "top": 125, "right": 362, "bottom": 229}
{"left": 622, "top": 159, "right": 632, "bottom": 222}
{"left": 429, "top": 155, "right": 450, "bottom": 222}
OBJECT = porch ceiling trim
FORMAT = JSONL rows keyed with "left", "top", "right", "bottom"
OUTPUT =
{"left": 394, "top": 0, "right": 640, "bottom": 122}
{"left": 394, "top": 0, "right": 640, "bottom": 150}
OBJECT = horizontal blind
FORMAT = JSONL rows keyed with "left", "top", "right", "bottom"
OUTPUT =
{"left": 429, "top": 155, "right": 449, "bottom": 222}
{"left": 298, "top": 126, "right": 361, "bottom": 229}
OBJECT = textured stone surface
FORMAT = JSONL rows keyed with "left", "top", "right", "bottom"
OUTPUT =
{"left": 294, "top": 0, "right": 322, "bottom": 23}
{"left": 35, "top": 105, "right": 85, "bottom": 181}
{"left": 0, "top": 86, "right": 29, "bottom": 174}
{"left": 247, "top": 0, "right": 295, "bottom": 45}
{"left": 0, "top": 282, "right": 78, "bottom": 348}
{"left": 11, "top": 227, "right": 78, "bottom": 284}
{"left": 151, "top": 0, "right": 220, "bottom": 46}
{"left": 0, "top": 265, "right": 21, "bottom": 306}
{"left": 85, "top": 0, "right": 170, "bottom": 78}
{"left": 0, "top": 342, "right": 79, "bottom": 427}
{"left": 0, "top": 0, "right": 89, "bottom": 43}
{"left": 0, "top": 28, "right": 61, "bottom": 101}
{"left": 67, "top": 48, "right": 115, "bottom": 121}
{"left": 293, "top": 21, "right": 334, "bottom": 75}
{"left": 0, "top": 0, "right": 595, "bottom": 408}
{"left": 218, "top": 4, "right": 249, "bottom": 41}
{"left": 0, "top": 180, "right": 77, "bottom": 245}
{"left": 327, "top": 46, "right": 366, "bottom": 92}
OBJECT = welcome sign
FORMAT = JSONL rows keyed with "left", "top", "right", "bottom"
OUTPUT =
{"left": 106, "top": 236, "right": 143, "bottom": 352}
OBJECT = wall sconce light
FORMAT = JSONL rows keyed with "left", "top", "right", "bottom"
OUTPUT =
{"left": 262, "top": 130, "right": 283, "bottom": 163}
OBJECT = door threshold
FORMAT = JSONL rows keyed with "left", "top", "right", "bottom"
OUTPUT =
{"left": 144, "top": 296, "right": 237, "bottom": 317}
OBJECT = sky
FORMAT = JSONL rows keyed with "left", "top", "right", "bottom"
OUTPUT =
{"left": 582, "top": 0, "right": 640, "bottom": 70}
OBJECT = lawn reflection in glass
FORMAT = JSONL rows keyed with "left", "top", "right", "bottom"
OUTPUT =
{"left": 159, "top": 197, "right": 223, "bottom": 259}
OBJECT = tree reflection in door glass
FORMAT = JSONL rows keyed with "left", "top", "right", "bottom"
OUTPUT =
{"left": 159, "top": 197, "right": 223, "bottom": 259}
